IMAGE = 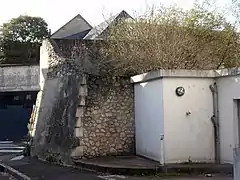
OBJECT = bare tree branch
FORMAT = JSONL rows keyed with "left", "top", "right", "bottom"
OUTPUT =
{"left": 99, "top": 0, "right": 240, "bottom": 76}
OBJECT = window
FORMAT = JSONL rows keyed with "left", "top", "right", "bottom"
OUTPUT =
{"left": 13, "top": 96, "right": 19, "bottom": 101}
{"left": 26, "top": 94, "right": 31, "bottom": 100}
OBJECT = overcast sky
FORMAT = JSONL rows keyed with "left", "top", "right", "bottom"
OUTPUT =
{"left": 0, "top": 0, "right": 231, "bottom": 33}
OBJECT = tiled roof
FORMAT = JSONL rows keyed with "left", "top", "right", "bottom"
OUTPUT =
{"left": 51, "top": 14, "right": 92, "bottom": 39}
{"left": 84, "top": 10, "right": 133, "bottom": 40}
{"left": 63, "top": 29, "right": 91, "bottom": 39}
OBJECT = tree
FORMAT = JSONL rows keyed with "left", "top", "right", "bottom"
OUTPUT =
{"left": 0, "top": 15, "right": 49, "bottom": 64}
{"left": 101, "top": 0, "right": 240, "bottom": 76}
{"left": 1, "top": 15, "right": 48, "bottom": 43}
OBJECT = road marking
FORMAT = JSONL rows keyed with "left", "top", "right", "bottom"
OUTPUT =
{"left": 98, "top": 175, "right": 126, "bottom": 180}
{"left": 10, "top": 155, "right": 24, "bottom": 161}
{"left": 0, "top": 146, "right": 25, "bottom": 149}
{"left": 0, "top": 149, "right": 23, "bottom": 153}
{"left": 0, "top": 141, "right": 13, "bottom": 144}
{"left": 0, "top": 144, "right": 25, "bottom": 149}
{"left": 0, "top": 141, "right": 25, "bottom": 153}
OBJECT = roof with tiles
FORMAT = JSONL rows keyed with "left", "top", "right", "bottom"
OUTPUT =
{"left": 84, "top": 10, "right": 133, "bottom": 40}
{"left": 51, "top": 14, "right": 92, "bottom": 39}
{"left": 51, "top": 10, "right": 132, "bottom": 40}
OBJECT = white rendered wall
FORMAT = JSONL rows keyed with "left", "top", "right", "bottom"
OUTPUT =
{"left": 134, "top": 79, "right": 164, "bottom": 162}
{"left": 162, "top": 77, "right": 215, "bottom": 163}
{"left": 217, "top": 75, "right": 240, "bottom": 164}
{"left": 0, "top": 65, "right": 39, "bottom": 92}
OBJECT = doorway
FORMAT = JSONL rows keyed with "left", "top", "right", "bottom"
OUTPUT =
{"left": 0, "top": 91, "right": 38, "bottom": 141}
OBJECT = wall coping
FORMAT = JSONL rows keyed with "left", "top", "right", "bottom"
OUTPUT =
{"left": 130, "top": 67, "right": 240, "bottom": 83}
{"left": 0, "top": 64, "right": 39, "bottom": 67}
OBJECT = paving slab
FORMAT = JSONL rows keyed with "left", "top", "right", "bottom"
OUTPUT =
{"left": 73, "top": 156, "right": 233, "bottom": 176}
{"left": 1, "top": 156, "right": 234, "bottom": 180}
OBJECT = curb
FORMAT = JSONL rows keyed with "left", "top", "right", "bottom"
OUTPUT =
{"left": 74, "top": 160, "right": 161, "bottom": 175}
{"left": 73, "top": 160, "right": 234, "bottom": 176}
{"left": 0, "top": 163, "right": 31, "bottom": 180}
{"left": 162, "top": 165, "right": 233, "bottom": 175}
{"left": 38, "top": 157, "right": 98, "bottom": 174}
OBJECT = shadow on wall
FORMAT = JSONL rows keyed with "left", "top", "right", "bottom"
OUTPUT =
{"left": 29, "top": 66, "right": 81, "bottom": 164}
{"left": 29, "top": 38, "right": 135, "bottom": 164}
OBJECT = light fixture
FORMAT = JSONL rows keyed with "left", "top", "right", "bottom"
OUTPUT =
{"left": 176, "top": 86, "right": 185, "bottom": 96}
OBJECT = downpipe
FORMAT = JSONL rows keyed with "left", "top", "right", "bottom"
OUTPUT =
{"left": 209, "top": 82, "right": 220, "bottom": 164}
{"left": 160, "top": 134, "right": 165, "bottom": 165}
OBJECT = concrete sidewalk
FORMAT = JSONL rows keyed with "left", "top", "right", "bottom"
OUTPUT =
{"left": 73, "top": 156, "right": 233, "bottom": 176}
{"left": 1, "top": 157, "right": 233, "bottom": 180}
{"left": 3, "top": 157, "right": 101, "bottom": 180}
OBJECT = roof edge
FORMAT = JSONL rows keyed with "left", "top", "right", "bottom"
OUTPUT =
{"left": 130, "top": 67, "right": 240, "bottom": 83}
{"left": 51, "top": 14, "right": 92, "bottom": 38}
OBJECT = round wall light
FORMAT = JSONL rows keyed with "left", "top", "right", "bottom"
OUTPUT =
{"left": 176, "top": 86, "right": 185, "bottom": 96}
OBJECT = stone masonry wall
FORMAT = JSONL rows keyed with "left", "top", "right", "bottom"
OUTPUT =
{"left": 31, "top": 75, "right": 82, "bottom": 163}
{"left": 31, "top": 40, "right": 85, "bottom": 163}
{"left": 33, "top": 39, "right": 135, "bottom": 163}
{"left": 77, "top": 75, "right": 135, "bottom": 158}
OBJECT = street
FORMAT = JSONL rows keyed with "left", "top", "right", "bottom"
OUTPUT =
{"left": 0, "top": 141, "right": 24, "bottom": 153}
{"left": 0, "top": 141, "right": 233, "bottom": 180}
{"left": 97, "top": 175, "right": 233, "bottom": 180}
{"left": 0, "top": 173, "right": 234, "bottom": 180}
{"left": 0, "top": 172, "right": 16, "bottom": 180}
{"left": 0, "top": 141, "right": 24, "bottom": 180}
{"left": 0, "top": 141, "right": 25, "bottom": 162}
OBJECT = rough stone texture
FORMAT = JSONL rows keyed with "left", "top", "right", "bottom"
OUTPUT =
{"left": 77, "top": 75, "right": 134, "bottom": 158}
{"left": 31, "top": 75, "right": 81, "bottom": 163}
{"left": 42, "top": 40, "right": 84, "bottom": 78}
{"left": 53, "top": 39, "right": 112, "bottom": 75}
{"left": 32, "top": 39, "right": 84, "bottom": 163}
{"left": 32, "top": 39, "right": 135, "bottom": 163}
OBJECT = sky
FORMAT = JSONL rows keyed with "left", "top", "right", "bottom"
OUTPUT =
{"left": 0, "top": 0, "right": 232, "bottom": 33}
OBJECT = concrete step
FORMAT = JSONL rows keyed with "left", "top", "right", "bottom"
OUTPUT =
{"left": 73, "top": 156, "right": 233, "bottom": 176}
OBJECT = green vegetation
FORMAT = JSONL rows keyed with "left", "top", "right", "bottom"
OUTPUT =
{"left": 102, "top": 0, "right": 240, "bottom": 75}
{"left": 0, "top": 15, "right": 49, "bottom": 64}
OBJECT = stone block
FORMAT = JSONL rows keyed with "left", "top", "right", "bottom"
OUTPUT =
{"left": 76, "top": 107, "right": 84, "bottom": 117}
{"left": 75, "top": 127, "right": 83, "bottom": 138}
{"left": 75, "top": 117, "right": 83, "bottom": 128}
{"left": 78, "top": 96, "right": 86, "bottom": 106}
{"left": 80, "top": 75, "right": 87, "bottom": 85}
{"left": 71, "top": 146, "right": 84, "bottom": 157}
{"left": 79, "top": 85, "right": 88, "bottom": 96}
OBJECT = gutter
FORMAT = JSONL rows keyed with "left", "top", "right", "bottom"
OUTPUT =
{"left": 209, "top": 82, "right": 220, "bottom": 164}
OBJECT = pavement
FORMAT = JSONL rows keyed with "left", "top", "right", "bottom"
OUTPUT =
{"left": 0, "top": 156, "right": 232, "bottom": 180}
{"left": 0, "top": 141, "right": 25, "bottom": 155}
{"left": 0, "top": 141, "right": 25, "bottom": 163}
{"left": 97, "top": 175, "right": 232, "bottom": 180}
{"left": 73, "top": 156, "right": 233, "bottom": 176}
{"left": 0, "top": 172, "right": 16, "bottom": 180}
{"left": 0, "top": 141, "right": 234, "bottom": 180}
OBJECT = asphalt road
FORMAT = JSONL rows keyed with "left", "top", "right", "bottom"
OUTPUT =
{"left": 0, "top": 173, "right": 16, "bottom": 180}
{"left": 0, "top": 174, "right": 234, "bottom": 180}
{"left": 149, "top": 176, "right": 232, "bottom": 180}
{"left": 101, "top": 175, "right": 233, "bottom": 180}
{"left": 0, "top": 141, "right": 233, "bottom": 180}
